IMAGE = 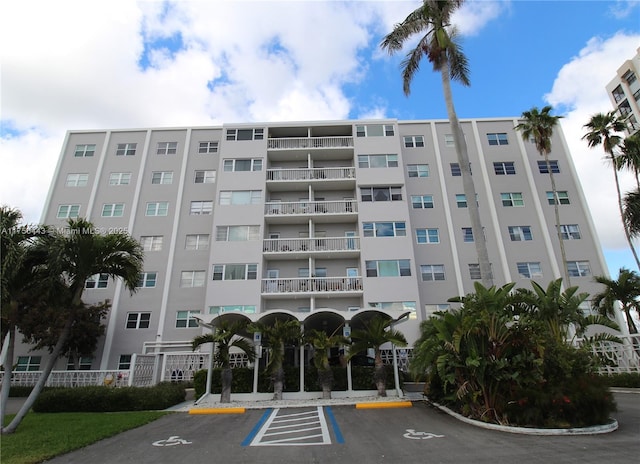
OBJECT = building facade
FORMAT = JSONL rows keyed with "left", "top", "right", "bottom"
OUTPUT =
{"left": 606, "top": 46, "right": 640, "bottom": 135}
{"left": 14, "top": 117, "right": 608, "bottom": 372}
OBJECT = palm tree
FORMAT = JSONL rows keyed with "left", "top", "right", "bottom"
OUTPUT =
{"left": 250, "top": 319, "right": 301, "bottom": 400}
{"left": 616, "top": 133, "right": 640, "bottom": 189}
{"left": 515, "top": 106, "right": 570, "bottom": 285}
{"left": 380, "top": 0, "right": 492, "bottom": 287}
{"left": 592, "top": 268, "right": 640, "bottom": 336}
{"left": 192, "top": 319, "right": 255, "bottom": 403}
{"left": 305, "top": 329, "right": 348, "bottom": 399}
{"left": 347, "top": 315, "right": 407, "bottom": 397}
{"left": 623, "top": 188, "right": 640, "bottom": 238}
{"left": 583, "top": 112, "right": 640, "bottom": 269}
{"left": 2, "top": 218, "right": 143, "bottom": 434}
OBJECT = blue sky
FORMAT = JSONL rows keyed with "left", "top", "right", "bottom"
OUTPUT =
{"left": 1, "top": 0, "right": 639, "bottom": 277}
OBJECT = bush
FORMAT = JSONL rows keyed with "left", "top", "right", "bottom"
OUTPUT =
{"left": 599, "top": 372, "right": 640, "bottom": 388}
{"left": 32, "top": 383, "right": 186, "bottom": 412}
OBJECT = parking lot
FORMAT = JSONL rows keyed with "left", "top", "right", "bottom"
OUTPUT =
{"left": 45, "top": 393, "right": 639, "bottom": 464}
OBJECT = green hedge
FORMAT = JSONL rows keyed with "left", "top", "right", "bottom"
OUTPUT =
{"left": 32, "top": 383, "right": 186, "bottom": 412}
{"left": 599, "top": 372, "right": 640, "bottom": 388}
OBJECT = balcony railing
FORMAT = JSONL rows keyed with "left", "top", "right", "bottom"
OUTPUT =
{"left": 265, "top": 200, "right": 357, "bottom": 216}
{"left": 266, "top": 167, "right": 355, "bottom": 182}
{"left": 262, "top": 276, "right": 363, "bottom": 294}
{"left": 263, "top": 236, "right": 360, "bottom": 253}
{"left": 267, "top": 136, "right": 353, "bottom": 150}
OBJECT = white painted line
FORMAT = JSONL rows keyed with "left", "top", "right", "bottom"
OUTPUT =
{"left": 249, "top": 406, "right": 332, "bottom": 447}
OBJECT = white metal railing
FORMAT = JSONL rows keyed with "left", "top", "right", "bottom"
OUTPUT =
{"left": 267, "top": 136, "right": 353, "bottom": 150}
{"left": 583, "top": 334, "right": 640, "bottom": 374}
{"left": 265, "top": 200, "right": 357, "bottom": 216}
{"left": 380, "top": 348, "right": 413, "bottom": 372}
{"left": 266, "top": 167, "right": 355, "bottom": 181}
{"left": 262, "top": 276, "right": 363, "bottom": 294}
{"left": 161, "top": 353, "right": 209, "bottom": 382}
{"left": 0, "top": 370, "right": 130, "bottom": 387}
{"left": 143, "top": 340, "right": 195, "bottom": 354}
{"left": 263, "top": 236, "right": 360, "bottom": 253}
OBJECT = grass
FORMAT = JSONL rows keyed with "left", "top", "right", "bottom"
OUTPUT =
{"left": 1, "top": 411, "right": 169, "bottom": 464}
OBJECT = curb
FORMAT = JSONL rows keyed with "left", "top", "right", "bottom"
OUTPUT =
{"left": 188, "top": 407, "right": 246, "bottom": 415}
{"left": 355, "top": 401, "right": 413, "bottom": 409}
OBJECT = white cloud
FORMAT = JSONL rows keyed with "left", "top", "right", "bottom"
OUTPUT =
{"left": 609, "top": 0, "right": 640, "bottom": 19}
{"left": 545, "top": 32, "right": 640, "bottom": 250}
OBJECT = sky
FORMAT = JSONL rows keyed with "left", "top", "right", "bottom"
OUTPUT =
{"left": 1, "top": 0, "right": 639, "bottom": 277}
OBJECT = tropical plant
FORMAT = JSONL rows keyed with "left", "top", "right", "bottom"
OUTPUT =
{"left": 380, "top": 0, "right": 492, "bottom": 286}
{"left": 592, "top": 268, "right": 640, "bottom": 335}
{"left": 582, "top": 111, "right": 639, "bottom": 269}
{"left": 2, "top": 218, "right": 144, "bottom": 434}
{"left": 623, "top": 188, "right": 640, "bottom": 238}
{"left": 616, "top": 133, "right": 640, "bottom": 188}
{"left": 305, "top": 329, "right": 348, "bottom": 399}
{"left": 347, "top": 315, "right": 407, "bottom": 397}
{"left": 249, "top": 318, "right": 301, "bottom": 400}
{"left": 192, "top": 319, "right": 255, "bottom": 403}
{"left": 515, "top": 106, "right": 570, "bottom": 284}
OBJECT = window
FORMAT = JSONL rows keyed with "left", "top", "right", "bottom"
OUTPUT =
{"left": 57, "top": 204, "right": 80, "bottom": 218}
{"left": 176, "top": 310, "right": 200, "bottom": 328}
{"left": 619, "top": 100, "right": 632, "bottom": 116}
{"left": 420, "top": 264, "right": 445, "bottom": 281}
{"left": 493, "top": 162, "right": 516, "bottom": 175}
{"left": 560, "top": 224, "right": 581, "bottom": 240}
{"left": 360, "top": 186, "right": 402, "bottom": 202}
{"left": 116, "top": 143, "right": 136, "bottom": 156}
{"left": 416, "top": 228, "right": 439, "bottom": 244}
{"left": 109, "top": 172, "right": 131, "bottom": 185}
{"left": 66, "top": 173, "right": 88, "bottom": 187}
{"left": 487, "top": 133, "right": 508, "bottom": 145}
{"left": 216, "top": 225, "right": 260, "bottom": 241}
{"left": 411, "top": 195, "right": 434, "bottom": 209}
{"left": 538, "top": 160, "right": 560, "bottom": 174}
{"left": 547, "top": 191, "right": 570, "bottom": 205}
{"left": 508, "top": 226, "right": 533, "bottom": 241}
{"left": 612, "top": 85, "right": 625, "bottom": 103}
{"left": 365, "top": 260, "right": 411, "bottom": 277}
{"left": 85, "top": 273, "right": 109, "bottom": 289}
{"left": 190, "top": 201, "right": 213, "bottom": 215}
{"left": 226, "top": 128, "right": 264, "bottom": 141}
{"left": 567, "top": 261, "right": 591, "bottom": 277}
{"left": 468, "top": 264, "right": 482, "bottom": 280}
{"left": 219, "top": 190, "right": 262, "bottom": 205}
{"left": 145, "top": 202, "right": 169, "bottom": 216}
{"left": 444, "top": 134, "right": 455, "bottom": 147}
{"left": 15, "top": 356, "right": 41, "bottom": 372}
{"left": 181, "top": 270, "right": 206, "bottom": 287}
{"left": 223, "top": 158, "right": 263, "bottom": 172}
{"left": 369, "top": 302, "right": 417, "bottom": 319}
{"left": 456, "top": 194, "right": 467, "bottom": 208}
{"left": 67, "top": 357, "right": 92, "bottom": 370}
{"left": 101, "top": 203, "right": 124, "bottom": 217}
{"left": 212, "top": 264, "right": 258, "bottom": 280}
{"left": 137, "top": 272, "right": 157, "bottom": 288}
{"left": 363, "top": 222, "right": 406, "bottom": 237}
{"left": 517, "top": 262, "right": 543, "bottom": 279}
{"left": 209, "top": 305, "right": 256, "bottom": 315}
{"left": 118, "top": 355, "right": 132, "bottom": 370}
{"left": 194, "top": 170, "right": 216, "bottom": 183}
{"left": 358, "top": 154, "right": 398, "bottom": 168}
{"left": 450, "top": 163, "right": 461, "bottom": 176}
{"left": 198, "top": 141, "right": 219, "bottom": 154}
{"left": 140, "top": 235, "right": 163, "bottom": 251}
{"left": 408, "top": 164, "right": 429, "bottom": 178}
{"left": 186, "top": 234, "right": 210, "bottom": 250}
{"left": 622, "top": 69, "right": 637, "bottom": 85}
{"left": 462, "top": 227, "right": 474, "bottom": 242}
{"left": 501, "top": 192, "right": 524, "bottom": 207}
{"left": 355, "top": 124, "right": 394, "bottom": 137}
{"left": 74, "top": 144, "right": 96, "bottom": 157}
{"left": 126, "top": 312, "right": 151, "bottom": 329}
{"left": 403, "top": 135, "right": 425, "bottom": 148}
{"left": 151, "top": 171, "right": 173, "bottom": 184}
{"left": 157, "top": 142, "right": 177, "bottom": 155}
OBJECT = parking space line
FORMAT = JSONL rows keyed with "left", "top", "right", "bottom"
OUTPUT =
{"left": 325, "top": 406, "right": 344, "bottom": 444}
{"left": 245, "top": 406, "right": 332, "bottom": 447}
{"left": 241, "top": 408, "right": 273, "bottom": 447}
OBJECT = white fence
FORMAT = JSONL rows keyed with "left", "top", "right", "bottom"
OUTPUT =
{"left": 584, "top": 334, "right": 640, "bottom": 374}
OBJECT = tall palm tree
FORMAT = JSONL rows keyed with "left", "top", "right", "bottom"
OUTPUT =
{"left": 515, "top": 106, "right": 570, "bottom": 285}
{"left": 616, "top": 133, "right": 640, "bottom": 189}
{"left": 192, "top": 319, "right": 255, "bottom": 403}
{"left": 592, "top": 267, "right": 640, "bottom": 336}
{"left": 582, "top": 112, "right": 640, "bottom": 269}
{"left": 381, "top": 0, "right": 493, "bottom": 287}
{"left": 348, "top": 316, "right": 407, "bottom": 397}
{"left": 2, "top": 218, "right": 143, "bottom": 434}
{"left": 623, "top": 188, "right": 640, "bottom": 238}
{"left": 305, "top": 329, "right": 348, "bottom": 399}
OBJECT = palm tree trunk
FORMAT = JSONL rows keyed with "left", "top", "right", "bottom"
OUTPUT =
{"left": 374, "top": 351, "right": 386, "bottom": 397}
{"left": 272, "top": 366, "right": 284, "bottom": 401}
{"left": 2, "top": 314, "right": 73, "bottom": 434}
{"left": 440, "top": 58, "right": 493, "bottom": 287}
{"left": 546, "top": 156, "right": 571, "bottom": 286}
{"left": 0, "top": 326, "right": 16, "bottom": 428}
{"left": 612, "top": 160, "right": 640, "bottom": 270}
{"left": 220, "top": 367, "right": 232, "bottom": 403}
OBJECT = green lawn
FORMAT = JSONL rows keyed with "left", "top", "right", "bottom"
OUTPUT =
{"left": 1, "top": 411, "right": 169, "bottom": 464}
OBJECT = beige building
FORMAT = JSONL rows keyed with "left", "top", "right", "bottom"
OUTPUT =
{"left": 606, "top": 46, "right": 640, "bottom": 134}
{"left": 13, "top": 117, "right": 608, "bottom": 372}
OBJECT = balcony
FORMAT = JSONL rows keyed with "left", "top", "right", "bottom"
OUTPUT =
{"left": 261, "top": 276, "right": 363, "bottom": 298}
{"left": 263, "top": 236, "right": 360, "bottom": 259}
{"left": 266, "top": 167, "right": 355, "bottom": 191}
{"left": 265, "top": 200, "right": 358, "bottom": 224}
{"left": 267, "top": 136, "right": 353, "bottom": 150}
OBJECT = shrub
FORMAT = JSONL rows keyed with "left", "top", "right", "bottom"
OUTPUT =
{"left": 599, "top": 372, "right": 640, "bottom": 388}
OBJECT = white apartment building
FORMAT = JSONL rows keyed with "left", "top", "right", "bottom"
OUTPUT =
{"left": 14, "top": 118, "right": 608, "bottom": 372}
{"left": 606, "top": 46, "right": 640, "bottom": 134}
